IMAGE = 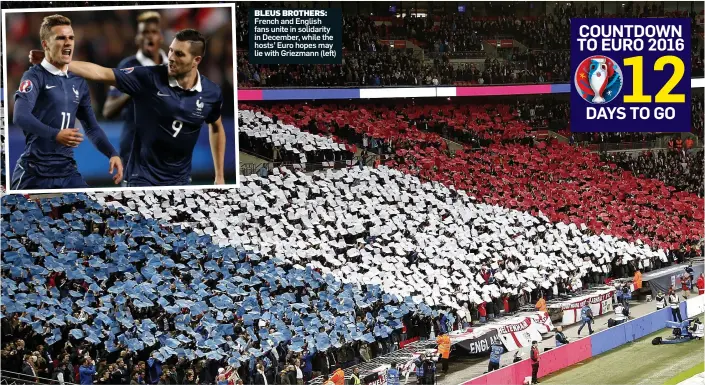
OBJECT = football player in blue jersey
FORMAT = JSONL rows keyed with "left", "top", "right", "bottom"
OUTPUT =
{"left": 67, "top": 29, "right": 226, "bottom": 187}
{"left": 12, "top": 15, "right": 123, "bottom": 190}
{"left": 102, "top": 11, "right": 168, "bottom": 166}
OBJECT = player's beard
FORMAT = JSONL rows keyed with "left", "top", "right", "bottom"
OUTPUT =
{"left": 170, "top": 62, "right": 193, "bottom": 78}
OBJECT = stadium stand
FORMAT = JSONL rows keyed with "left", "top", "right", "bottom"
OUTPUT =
{"left": 239, "top": 101, "right": 536, "bottom": 146}
{"left": 239, "top": 110, "right": 356, "bottom": 166}
{"left": 237, "top": 50, "right": 438, "bottom": 88}
{"left": 245, "top": 102, "right": 704, "bottom": 253}
{"left": 601, "top": 149, "right": 704, "bottom": 196}
{"left": 0, "top": 164, "right": 685, "bottom": 385}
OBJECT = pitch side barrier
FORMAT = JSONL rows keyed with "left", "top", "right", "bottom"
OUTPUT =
{"left": 237, "top": 78, "right": 705, "bottom": 101}
{"left": 456, "top": 300, "right": 693, "bottom": 385}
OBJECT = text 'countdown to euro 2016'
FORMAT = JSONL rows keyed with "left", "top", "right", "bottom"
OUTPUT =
{"left": 570, "top": 19, "right": 691, "bottom": 133}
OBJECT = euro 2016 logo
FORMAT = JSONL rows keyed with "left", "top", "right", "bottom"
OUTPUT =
{"left": 574, "top": 56, "right": 623, "bottom": 104}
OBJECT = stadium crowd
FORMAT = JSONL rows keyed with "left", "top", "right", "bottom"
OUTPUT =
{"left": 239, "top": 110, "right": 355, "bottom": 165}
{"left": 1, "top": 192, "right": 422, "bottom": 385}
{"left": 246, "top": 101, "right": 703, "bottom": 251}
{"left": 601, "top": 149, "right": 704, "bottom": 197}
{"left": 237, "top": 50, "right": 442, "bottom": 88}
{"left": 3, "top": 164, "right": 696, "bottom": 385}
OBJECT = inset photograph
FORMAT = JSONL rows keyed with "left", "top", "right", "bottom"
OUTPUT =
{"left": 2, "top": 3, "right": 237, "bottom": 192}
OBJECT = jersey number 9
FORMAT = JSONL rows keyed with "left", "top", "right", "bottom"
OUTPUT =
{"left": 172, "top": 120, "right": 183, "bottom": 137}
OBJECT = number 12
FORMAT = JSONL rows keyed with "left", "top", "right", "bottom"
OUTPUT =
{"left": 623, "top": 55, "right": 685, "bottom": 103}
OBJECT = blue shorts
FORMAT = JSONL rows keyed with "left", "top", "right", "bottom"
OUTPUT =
{"left": 11, "top": 162, "right": 88, "bottom": 190}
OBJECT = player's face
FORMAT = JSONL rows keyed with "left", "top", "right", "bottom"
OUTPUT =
{"left": 136, "top": 21, "right": 163, "bottom": 57}
{"left": 167, "top": 39, "right": 201, "bottom": 77}
{"left": 44, "top": 25, "right": 74, "bottom": 67}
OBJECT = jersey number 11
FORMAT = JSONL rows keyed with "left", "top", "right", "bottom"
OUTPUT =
{"left": 60, "top": 112, "right": 71, "bottom": 130}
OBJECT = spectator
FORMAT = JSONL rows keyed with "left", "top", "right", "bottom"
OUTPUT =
{"left": 669, "top": 290, "right": 683, "bottom": 322}
{"left": 577, "top": 303, "right": 594, "bottom": 336}
{"left": 80, "top": 358, "right": 97, "bottom": 385}
{"left": 513, "top": 351, "right": 523, "bottom": 363}
{"left": 655, "top": 291, "right": 667, "bottom": 310}
{"left": 253, "top": 364, "right": 267, "bottom": 385}
{"left": 535, "top": 294, "right": 547, "bottom": 312}
{"left": 386, "top": 362, "right": 400, "bottom": 385}
{"left": 436, "top": 334, "right": 451, "bottom": 374}
{"left": 146, "top": 355, "right": 162, "bottom": 385}
{"left": 530, "top": 341, "right": 540, "bottom": 385}
{"left": 487, "top": 340, "right": 504, "bottom": 372}
{"left": 22, "top": 355, "right": 38, "bottom": 384}
{"left": 633, "top": 269, "right": 642, "bottom": 291}
{"left": 348, "top": 367, "right": 361, "bottom": 385}
{"left": 555, "top": 326, "right": 569, "bottom": 347}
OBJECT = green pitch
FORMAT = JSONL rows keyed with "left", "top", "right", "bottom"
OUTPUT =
{"left": 541, "top": 317, "right": 704, "bottom": 385}
{"left": 662, "top": 362, "right": 704, "bottom": 385}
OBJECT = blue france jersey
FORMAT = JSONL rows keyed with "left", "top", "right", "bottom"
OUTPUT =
{"left": 14, "top": 64, "right": 112, "bottom": 177}
{"left": 112, "top": 65, "right": 223, "bottom": 186}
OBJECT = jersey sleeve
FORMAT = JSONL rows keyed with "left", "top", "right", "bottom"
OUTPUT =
{"left": 13, "top": 70, "right": 60, "bottom": 140}
{"left": 14, "top": 70, "right": 43, "bottom": 106}
{"left": 111, "top": 66, "right": 153, "bottom": 96}
{"left": 108, "top": 58, "right": 136, "bottom": 97}
{"left": 206, "top": 88, "right": 223, "bottom": 124}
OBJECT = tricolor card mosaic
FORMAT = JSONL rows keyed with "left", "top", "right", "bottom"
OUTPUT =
{"left": 570, "top": 18, "right": 691, "bottom": 132}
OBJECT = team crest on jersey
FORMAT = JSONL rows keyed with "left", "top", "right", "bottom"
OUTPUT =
{"left": 196, "top": 98, "right": 204, "bottom": 112}
{"left": 18, "top": 79, "right": 33, "bottom": 93}
{"left": 120, "top": 67, "right": 135, "bottom": 74}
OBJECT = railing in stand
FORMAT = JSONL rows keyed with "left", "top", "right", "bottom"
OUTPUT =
{"left": 1, "top": 369, "right": 78, "bottom": 385}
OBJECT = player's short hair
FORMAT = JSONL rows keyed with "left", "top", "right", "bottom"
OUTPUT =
{"left": 174, "top": 28, "right": 206, "bottom": 57}
{"left": 40, "top": 14, "right": 71, "bottom": 42}
{"left": 137, "top": 11, "right": 161, "bottom": 25}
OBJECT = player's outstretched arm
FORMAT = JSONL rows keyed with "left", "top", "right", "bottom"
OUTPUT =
{"left": 69, "top": 61, "right": 116, "bottom": 86}
{"left": 208, "top": 117, "right": 226, "bottom": 185}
